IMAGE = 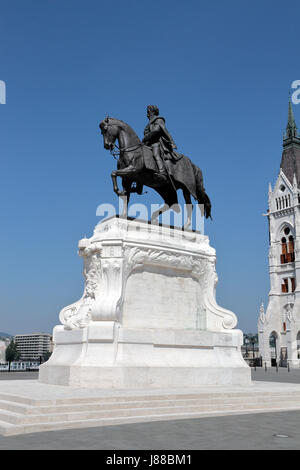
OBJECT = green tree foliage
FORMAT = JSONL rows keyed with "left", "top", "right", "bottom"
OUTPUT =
{"left": 42, "top": 352, "right": 52, "bottom": 362}
{"left": 5, "top": 340, "right": 21, "bottom": 362}
{"left": 243, "top": 333, "right": 258, "bottom": 346}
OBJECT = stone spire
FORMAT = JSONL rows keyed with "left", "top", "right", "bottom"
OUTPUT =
{"left": 280, "top": 97, "right": 300, "bottom": 186}
{"left": 283, "top": 96, "right": 300, "bottom": 145}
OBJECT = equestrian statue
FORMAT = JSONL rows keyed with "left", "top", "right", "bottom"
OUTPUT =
{"left": 99, "top": 105, "right": 211, "bottom": 228}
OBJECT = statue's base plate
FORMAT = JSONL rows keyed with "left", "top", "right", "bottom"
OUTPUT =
{"left": 39, "top": 323, "right": 250, "bottom": 388}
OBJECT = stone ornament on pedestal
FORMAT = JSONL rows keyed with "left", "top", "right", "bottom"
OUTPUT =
{"left": 39, "top": 217, "right": 250, "bottom": 388}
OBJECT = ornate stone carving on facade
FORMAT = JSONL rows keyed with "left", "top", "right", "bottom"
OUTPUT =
{"left": 268, "top": 246, "right": 276, "bottom": 262}
{"left": 285, "top": 303, "right": 294, "bottom": 324}
{"left": 259, "top": 302, "right": 265, "bottom": 325}
{"left": 295, "top": 239, "right": 300, "bottom": 256}
{"left": 59, "top": 240, "right": 102, "bottom": 329}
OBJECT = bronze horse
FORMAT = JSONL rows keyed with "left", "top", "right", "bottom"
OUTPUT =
{"left": 99, "top": 117, "right": 211, "bottom": 228}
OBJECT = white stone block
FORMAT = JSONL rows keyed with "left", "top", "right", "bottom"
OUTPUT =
{"left": 53, "top": 326, "right": 87, "bottom": 344}
{"left": 88, "top": 321, "right": 115, "bottom": 343}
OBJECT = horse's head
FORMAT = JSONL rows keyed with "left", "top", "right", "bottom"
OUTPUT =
{"left": 99, "top": 117, "right": 119, "bottom": 151}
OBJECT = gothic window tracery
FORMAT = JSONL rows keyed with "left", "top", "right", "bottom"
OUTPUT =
{"left": 280, "top": 228, "right": 295, "bottom": 264}
{"left": 281, "top": 237, "right": 287, "bottom": 264}
{"left": 281, "top": 277, "right": 289, "bottom": 293}
{"left": 288, "top": 235, "right": 295, "bottom": 262}
{"left": 291, "top": 277, "right": 296, "bottom": 292}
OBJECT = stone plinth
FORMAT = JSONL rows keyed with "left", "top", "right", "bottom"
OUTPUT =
{"left": 39, "top": 217, "right": 250, "bottom": 388}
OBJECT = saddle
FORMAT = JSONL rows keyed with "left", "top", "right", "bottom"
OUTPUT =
{"left": 131, "top": 144, "right": 182, "bottom": 173}
{"left": 122, "top": 145, "right": 159, "bottom": 173}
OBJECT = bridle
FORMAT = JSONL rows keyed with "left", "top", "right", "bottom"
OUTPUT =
{"left": 102, "top": 118, "right": 144, "bottom": 159}
{"left": 109, "top": 142, "right": 144, "bottom": 159}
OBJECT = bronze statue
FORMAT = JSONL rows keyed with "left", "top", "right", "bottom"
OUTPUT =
{"left": 99, "top": 106, "right": 211, "bottom": 228}
{"left": 143, "top": 105, "right": 181, "bottom": 174}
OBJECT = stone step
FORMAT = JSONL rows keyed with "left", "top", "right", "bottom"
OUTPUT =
{"left": 2, "top": 394, "right": 300, "bottom": 416}
{"left": 0, "top": 393, "right": 36, "bottom": 406}
{"left": 1, "top": 405, "right": 300, "bottom": 436}
{"left": 0, "top": 400, "right": 33, "bottom": 414}
{"left": 2, "top": 399, "right": 300, "bottom": 426}
{"left": 0, "top": 420, "right": 17, "bottom": 436}
{"left": 2, "top": 390, "right": 300, "bottom": 407}
{"left": 2, "top": 385, "right": 300, "bottom": 436}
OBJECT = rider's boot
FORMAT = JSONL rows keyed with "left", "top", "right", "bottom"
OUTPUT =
{"left": 152, "top": 144, "right": 167, "bottom": 174}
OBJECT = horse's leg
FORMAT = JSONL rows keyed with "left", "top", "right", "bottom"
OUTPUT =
{"left": 120, "top": 180, "right": 131, "bottom": 218}
{"left": 183, "top": 189, "right": 193, "bottom": 230}
{"left": 111, "top": 171, "right": 120, "bottom": 195}
{"left": 112, "top": 168, "right": 139, "bottom": 196}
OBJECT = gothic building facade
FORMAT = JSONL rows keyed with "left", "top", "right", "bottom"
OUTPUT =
{"left": 258, "top": 99, "right": 300, "bottom": 367}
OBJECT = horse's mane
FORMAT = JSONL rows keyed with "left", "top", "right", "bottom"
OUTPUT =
{"left": 107, "top": 117, "right": 126, "bottom": 126}
{"left": 106, "top": 117, "right": 132, "bottom": 130}
{"left": 105, "top": 117, "right": 141, "bottom": 142}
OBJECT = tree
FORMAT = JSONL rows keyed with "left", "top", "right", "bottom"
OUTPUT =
{"left": 244, "top": 333, "right": 258, "bottom": 358}
{"left": 5, "top": 340, "right": 21, "bottom": 362}
{"left": 244, "top": 333, "right": 258, "bottom": 345}
{"left": 42, "top": 351, "right": 52, "bottom": 362}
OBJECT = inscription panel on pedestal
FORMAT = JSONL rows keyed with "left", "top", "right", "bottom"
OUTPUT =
{"left": 122, "top": 266, "right": 198, "bottom": 329}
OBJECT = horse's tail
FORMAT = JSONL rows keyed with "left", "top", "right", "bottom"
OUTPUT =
{"left": 199, "top": 192, "right": 212, "bottom": 219}
{"left": 194, "top": 165, "right": 212, "bottom": 219}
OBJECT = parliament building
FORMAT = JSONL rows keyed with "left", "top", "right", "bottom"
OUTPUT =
{"left": 258, "top": 99, "right": 300, "bottom": 367}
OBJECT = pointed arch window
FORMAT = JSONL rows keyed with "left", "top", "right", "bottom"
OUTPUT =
{"left": 281, "top": 278, "right": 289, "bottom": 293}
{"left": 287, "top": 235, "right": 295, "bottom": 262}
{"left": 291, "top": 277, "right": 296, "bottom": 292}
{"left": 281, "top": 237, "right": 288, "bottom": 264}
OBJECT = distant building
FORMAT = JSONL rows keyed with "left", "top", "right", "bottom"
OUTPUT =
{"left": 258, "top": 98, "right": 300, "bottom": 367}
{"left": 0, "top": 340, "right": 8, "bottom": 362}
{"left": 14, "top": 333, "right": 52, "bottom": 361}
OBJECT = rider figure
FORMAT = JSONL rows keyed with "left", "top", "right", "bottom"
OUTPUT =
{"left": 142, "top": 105, "right": 181, "bottom": 174}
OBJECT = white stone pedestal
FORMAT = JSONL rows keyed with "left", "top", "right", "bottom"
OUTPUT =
{"left": 39, "top": 217, "right": 250, "bottom": 388}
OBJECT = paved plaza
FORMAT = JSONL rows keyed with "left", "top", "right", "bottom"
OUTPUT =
{"left": 0, "top": 372, "right": 38, "bottom": 381}
{"left": 0, "top": 368, "right": 300, "bottom": 449}
{"left": 251, "top": 367, "right": 300, "bottom": 384}
{"left": 0, "top": 410, "right": 299, "bottom": 450}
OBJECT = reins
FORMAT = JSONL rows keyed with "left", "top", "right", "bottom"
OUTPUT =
{"left": 104, "top": 118, "right": 144, "bottom": 158}
{"left": 110, "top": 143, "right": 144, "bottom": 159}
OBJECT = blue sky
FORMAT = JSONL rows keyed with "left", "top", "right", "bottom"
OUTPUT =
{"left": 0, "top": 0, "right": 300, "bottom": 335}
